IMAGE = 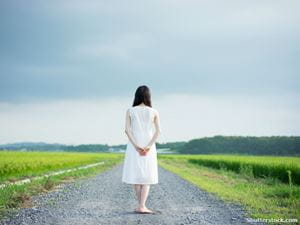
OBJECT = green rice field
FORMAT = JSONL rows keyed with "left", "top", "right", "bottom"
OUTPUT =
{"left": 159, "top": 154, "right": 300, "bottom": 185}
{"left": 0, "top": 151, "right": 124, "bottom": 183}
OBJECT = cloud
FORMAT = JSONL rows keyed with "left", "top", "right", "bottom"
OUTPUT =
{"left": 73, "top": 33, "right": 149, "bottom": 62}
{"left": 0, "top": 94, "right": 299, "bottom": 145}
{"left": 0, "top": 0, "right": 299, "bottom": 105}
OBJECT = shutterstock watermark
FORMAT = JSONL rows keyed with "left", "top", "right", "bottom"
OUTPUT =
{"left": 246, "top": 218, "right": 298, "bottom": 223}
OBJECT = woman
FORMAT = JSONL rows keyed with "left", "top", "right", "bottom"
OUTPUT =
{"left": 122, "top": 85, "right": 161, "bottom": 214}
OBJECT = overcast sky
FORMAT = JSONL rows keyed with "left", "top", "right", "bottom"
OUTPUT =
{"left": 0, "top": 0, "right": 299, "bottom": 145}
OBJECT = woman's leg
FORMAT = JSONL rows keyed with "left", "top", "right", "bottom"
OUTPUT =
{"left": 139, "top": 184, "right": 153, "bottom": 212}
{"left": 134, "top": 184, "right": 142, "bottom": 206}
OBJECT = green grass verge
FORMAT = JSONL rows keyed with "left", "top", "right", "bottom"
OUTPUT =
{"left": 158, "top": 156, "right": 300, "bottom": 225}
{"left": 0, "top": 154, "right": 123, "bottom": 220}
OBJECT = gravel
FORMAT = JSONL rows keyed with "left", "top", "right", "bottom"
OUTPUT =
{"left": 1, "top": 163, "right": 265, "bottom": 225}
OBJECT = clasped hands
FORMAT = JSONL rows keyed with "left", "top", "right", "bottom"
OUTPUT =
{"left": 135, "top": 145, "right": 151, "bottom": 156}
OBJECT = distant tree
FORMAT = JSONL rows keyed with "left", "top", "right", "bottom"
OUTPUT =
{"left": 178, "top": 135, "right": 300, "bottom": 156}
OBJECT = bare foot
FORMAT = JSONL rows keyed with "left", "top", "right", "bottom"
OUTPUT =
{"left": 135, "top": 207, "right": 154, "bottom": 213}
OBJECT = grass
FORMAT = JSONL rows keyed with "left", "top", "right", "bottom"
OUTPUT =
{"left": 161, "top": 154, "right": 300, "bottom": 185}
{"left": 158, "top": 154, "right": 300, "bottom": 225}
{"left": 0, "top": 151, "right": 123, "bottom": 183}
{"left": 0, "top": 151, "right": 124, "bottom": 220}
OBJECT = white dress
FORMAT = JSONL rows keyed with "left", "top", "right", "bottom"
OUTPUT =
{"left": 122, "top": 106, "right": 160, "bottom": 185}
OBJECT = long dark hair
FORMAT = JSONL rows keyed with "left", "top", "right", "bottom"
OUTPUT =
{"left": 132, "top": 85, "right": 152, "bottom": 107}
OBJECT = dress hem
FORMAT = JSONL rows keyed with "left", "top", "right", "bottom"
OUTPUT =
{"left": 122, "top": 180, "right": 158, "bottom": 185}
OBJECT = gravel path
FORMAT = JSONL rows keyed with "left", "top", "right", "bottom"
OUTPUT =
{"left": 1, "top": 163, "right": 264, "bottom": 225}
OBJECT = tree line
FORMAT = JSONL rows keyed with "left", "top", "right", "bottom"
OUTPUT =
{"left": 1, "top": 136, "right": 299, "bottom": 155}
{"left": 176, "top": 135, "right": 300, "bottom": 156}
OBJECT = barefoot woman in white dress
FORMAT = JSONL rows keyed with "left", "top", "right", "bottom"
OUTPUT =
{"left": 122, "top": 85, "right": 161, "bottom": 214}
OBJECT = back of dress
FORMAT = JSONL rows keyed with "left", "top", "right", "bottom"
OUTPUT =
{"left": 129, "top": 105, "right": 157, "bottom": 147}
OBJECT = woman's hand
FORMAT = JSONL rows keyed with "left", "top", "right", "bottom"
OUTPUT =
{"left": 139, "top": 149, "right": 147, "bottom": 156}
{"left": 135, "top": 146, "right": 146, "bottom": 156}
{"left": 135, "top": 145, "right": 151, "bottom": 156}
{"left": 139, "top": 146, "right": 151, "bottom": 156}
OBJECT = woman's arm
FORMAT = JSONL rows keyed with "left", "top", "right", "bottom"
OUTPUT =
{"left": 124, "top": 109, "right": 141, "bottom": 152}
{"left": 144, "top": 110, "right": 161, "bottom": 150}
